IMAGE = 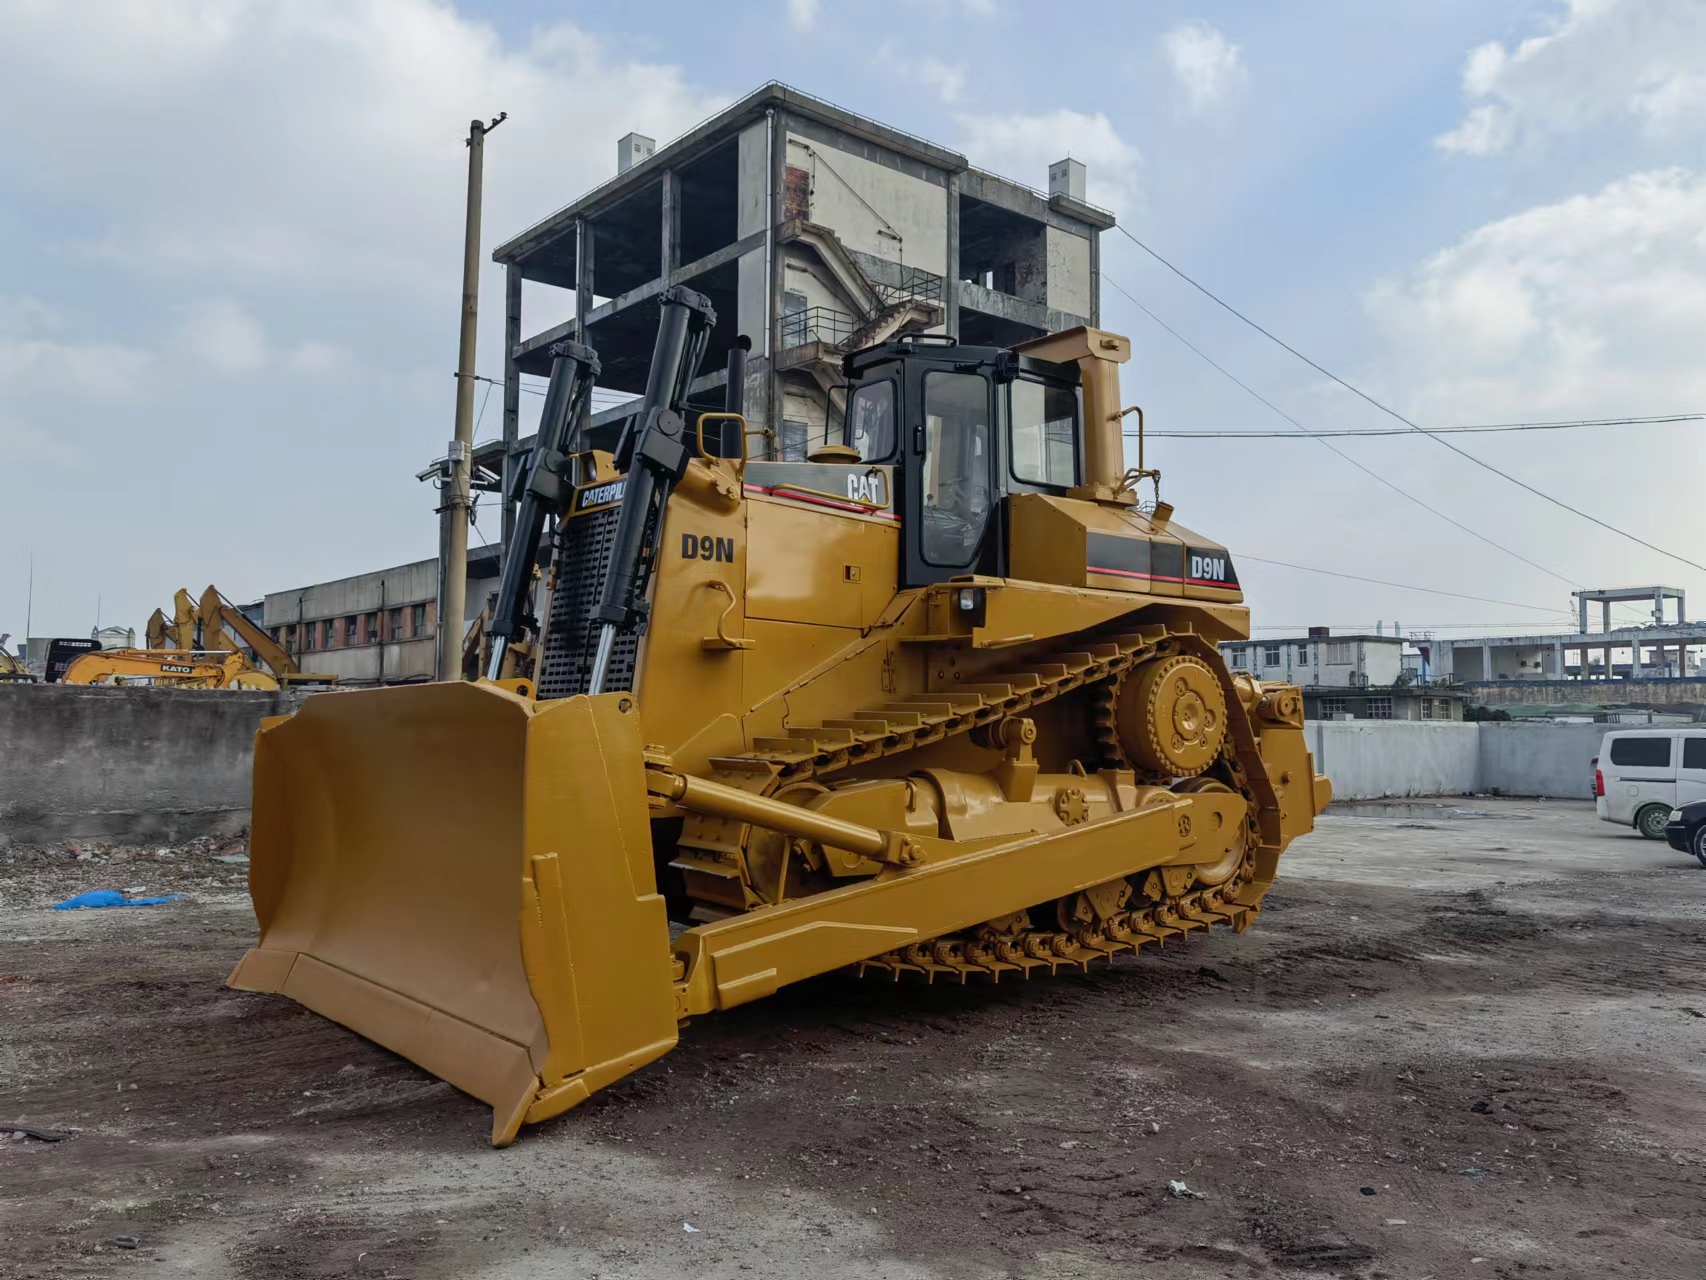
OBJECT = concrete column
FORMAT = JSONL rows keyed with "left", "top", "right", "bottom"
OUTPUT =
{"left": 1481, "top": 643, "right": 1492, "bottom": 681}
{"left": 660, "top": 169, "right": 679, "bottom": 278}
{"left": 1577, "top": 592, "right": 1588, "bottom": 634}
{"left": 574, "top": 217, "right": 592, "bottom": 335}
{"left": 1655, "top": 587, "right": 1665, "bottom": 626}
{"left": 944, "top": 170, "right": 961, "bottom": 340}
{"left": 501, "top": 263, "right": 522, "bottom": 548}
{"left": 1089, "top": 228, "right": 1101, "bottom": 326}
{"left": 1553, "top": 641, "right": 1564, "bottom": 679}
{"left": 1602, "top": 600, "right": 1612, "bottom": 632}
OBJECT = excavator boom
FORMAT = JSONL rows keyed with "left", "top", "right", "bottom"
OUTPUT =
{"left": 61, "top": 648, "right": 278, "bottom": 689}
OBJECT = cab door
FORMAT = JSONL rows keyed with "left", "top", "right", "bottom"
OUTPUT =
{"left": 901, "top": 366, "right": 997, "bottom": 587}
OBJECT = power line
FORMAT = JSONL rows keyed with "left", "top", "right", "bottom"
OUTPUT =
{"left": 1101, "top": 272, "right": 1579, "bottom": 589}
{"left": 1233, "top": 553, "right": 1568, "bottom": 613}
{"left": 1145, "top": 413, "right": 1703, "bottom": 439}
{"left": 1113, "top": 225, "right": 1706, "bottom": 574}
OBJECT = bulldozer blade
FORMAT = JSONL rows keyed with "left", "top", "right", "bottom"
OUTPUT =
{"left": 228, "top": 682, "right": 680, "bottom": 1145}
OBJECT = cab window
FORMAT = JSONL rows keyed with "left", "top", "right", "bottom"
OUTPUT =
{"left": 920, "top": 371, "right": 992, "bottom": 566}
{"left": 846, "top": 381, "right": 896, "bottom": 461}
{"left": 1009, "top": 377, "right": 1079, "bottom": 488}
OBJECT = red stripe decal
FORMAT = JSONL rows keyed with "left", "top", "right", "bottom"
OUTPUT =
{"left": 1088, "top": 567, "right": 1233, "bottom": 588}
{"left": 743, "top": 485, "right": 900, "bottom": 520}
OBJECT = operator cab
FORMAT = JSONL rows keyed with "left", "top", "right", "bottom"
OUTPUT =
{"left": 843, "top": 334, "right": 1084, "bottom": 588}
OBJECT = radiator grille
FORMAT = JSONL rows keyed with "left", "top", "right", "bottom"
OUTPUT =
{"left": 538, "top": 503, "right": 639, "bottom": 699}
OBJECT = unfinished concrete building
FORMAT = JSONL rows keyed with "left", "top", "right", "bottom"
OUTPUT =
{"left": 479, "top": 82, "right": 1113, "bottom": 525}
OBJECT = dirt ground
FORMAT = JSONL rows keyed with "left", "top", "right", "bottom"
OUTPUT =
{"left": 3, "top": 798, "right": 1705, "bottom": 1279}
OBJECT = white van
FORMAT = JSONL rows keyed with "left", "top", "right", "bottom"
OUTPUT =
{"left": 1595, "top": 728, "right": 1706, "bottom": 839}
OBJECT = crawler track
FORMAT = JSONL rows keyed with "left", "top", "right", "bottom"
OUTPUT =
{"left": 680, "top": 625, "right": 1289, "bottom": 982}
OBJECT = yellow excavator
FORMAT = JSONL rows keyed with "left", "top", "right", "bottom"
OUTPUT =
{"left": 231, "top": 288, "right": 1330, "bottom": 1144}
{"left": 61, "top": 648, "right": 280, "bottom": 689}
{"left": 146, "top": 586, "right": 334, "bottom": 687}
{"left": 0, "top": 634, "right": 32, "bottom": 682}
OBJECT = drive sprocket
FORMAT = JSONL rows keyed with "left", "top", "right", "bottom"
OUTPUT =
{"left": 1114, "top": 653, "right": 1228, "bottom": 777}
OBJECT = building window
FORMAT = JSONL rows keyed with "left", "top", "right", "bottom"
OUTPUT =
{"left": 1297, "top": 644, "right": 1309, "bottom": 661}
{"left": 365, "top": 612, "right": 379, "bottom": 644}
{"left": 1367, "top": 697, "right": 1393, "bottom": 720}
{"left": 1327, "top": 642, "right": 1352, "bottom": 664}
{"left": 779, "top": 418, "right": 809, "bottom": 462}
{"left": 1229, "top": 649, "right": 1246, "bottom": 669}
{"left": 1263, "top": 645, "right": 1280, "bottom": 666}
{"left": 1320, "top": 698, "right": 1346, "bottom": 716}
{"left": 323, "top": 619, "right": 335, "bottom": 649}
{"left": 304, "top": 624, "right": 316, "bottom": 652}
{"left": 345, "top": 617, "right": 359, "bottom": 646}
{"left": 388, "top": 607, "right": 403, "bottom": 640}
{"left": 412, "top": 603, "right": 428, "bottom": 636}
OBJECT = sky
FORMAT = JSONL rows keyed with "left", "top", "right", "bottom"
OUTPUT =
{"left": 3, "top": 0, "right": 1704, "bottom": 643}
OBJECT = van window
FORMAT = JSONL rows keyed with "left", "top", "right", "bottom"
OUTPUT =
{"left": 1609, "top": 736, "right": 1671, "bottom": 768}
{"left": 1684, "top": 737, "right": 1706, "bottom": 769}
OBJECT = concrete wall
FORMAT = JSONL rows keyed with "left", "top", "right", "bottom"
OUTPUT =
{"left": 1045, "top": 226, "right": 1092, "bottom": 317}
{"left": 1305, "top": 719, "right": 1606, "bottom": 801}
{"left": 1306, "top": 721, "right": 1480, "bottom": 800}
{"left": 783, "top": 130, "right": 947, "bottom": 275}
{"left": 0, "top": 683, "right": 306, "bottom": 843}
{"left": 1479, "top": 722, "right": 1602, "bottom": 800}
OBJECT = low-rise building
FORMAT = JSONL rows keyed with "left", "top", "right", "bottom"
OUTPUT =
{"left": 1219, "top": 629, "right": 1464, "bottom": 721}
{"left": 260, "top": 545, "right": 502, "bottom": 686}
{"left": 1221, "top": 629, "right": 1403, "bottom": 689}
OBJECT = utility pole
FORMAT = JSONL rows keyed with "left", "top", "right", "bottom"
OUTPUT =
{"left": 436, "top": 111, "right": 507, "bottom": 682}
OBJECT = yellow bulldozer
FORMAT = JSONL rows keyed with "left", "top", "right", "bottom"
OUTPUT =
{"left": 231, "top": 288, "right": 1330, "bottom": 1144}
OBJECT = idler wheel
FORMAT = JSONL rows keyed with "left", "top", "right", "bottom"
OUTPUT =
{"left": 1117, "top": 655, "right": 1227, "bottom": 777}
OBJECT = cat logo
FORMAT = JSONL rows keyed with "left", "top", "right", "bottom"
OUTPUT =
{"left": 1189, "top": 553, "right": 1229, "bottom": 583}
{"left": 846, "top": 471, "right": 886, "bottom": 506}
{"left": 576, "top": 481, "right": 624, "bottom": 510}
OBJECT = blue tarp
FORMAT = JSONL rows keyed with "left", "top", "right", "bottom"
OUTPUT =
{"left": 52, "top": 890, "right": 180, "bottom": 910}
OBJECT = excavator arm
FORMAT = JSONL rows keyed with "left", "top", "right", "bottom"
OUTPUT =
{"left": 196, "top": 585, "right": 302, "bottom": 679}
{"left": 60, "top": 649, "right": 278, "bottom": 689}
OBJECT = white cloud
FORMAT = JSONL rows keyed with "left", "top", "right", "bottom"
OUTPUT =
{"left": 0, "top": 415, "right": 82, "bottom": 468}
{"left": 1162, "top": 21, "right": 1245, "bottom": 113}
{"left": 956, "top": 109, "right": 1141, "bottom": 213}
{"left": 178, "top": 298, "right": 269, "bottom": 374}
{"left": 785, "top": 0, "right": 821, "bottom": 31}
{"left": 0, "top": 2, "right": 736, "bottom": 635}
{"left": 287, "top": 341, "right": 354, "bottom": 380}
{"left": 0, "top": 336, "right": 152, "bottom": 402}
{"left": 876, "top": 44, "right": 966, "bottom": 103}
{"left": 1436, "top": 0, "right": 1706, "bottom": 154}
{"left": 1365, "top": 167, "right": 1706, "bottom": 422}
{"left": 0, "top": 2, "right": 725, "bottom": 293}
